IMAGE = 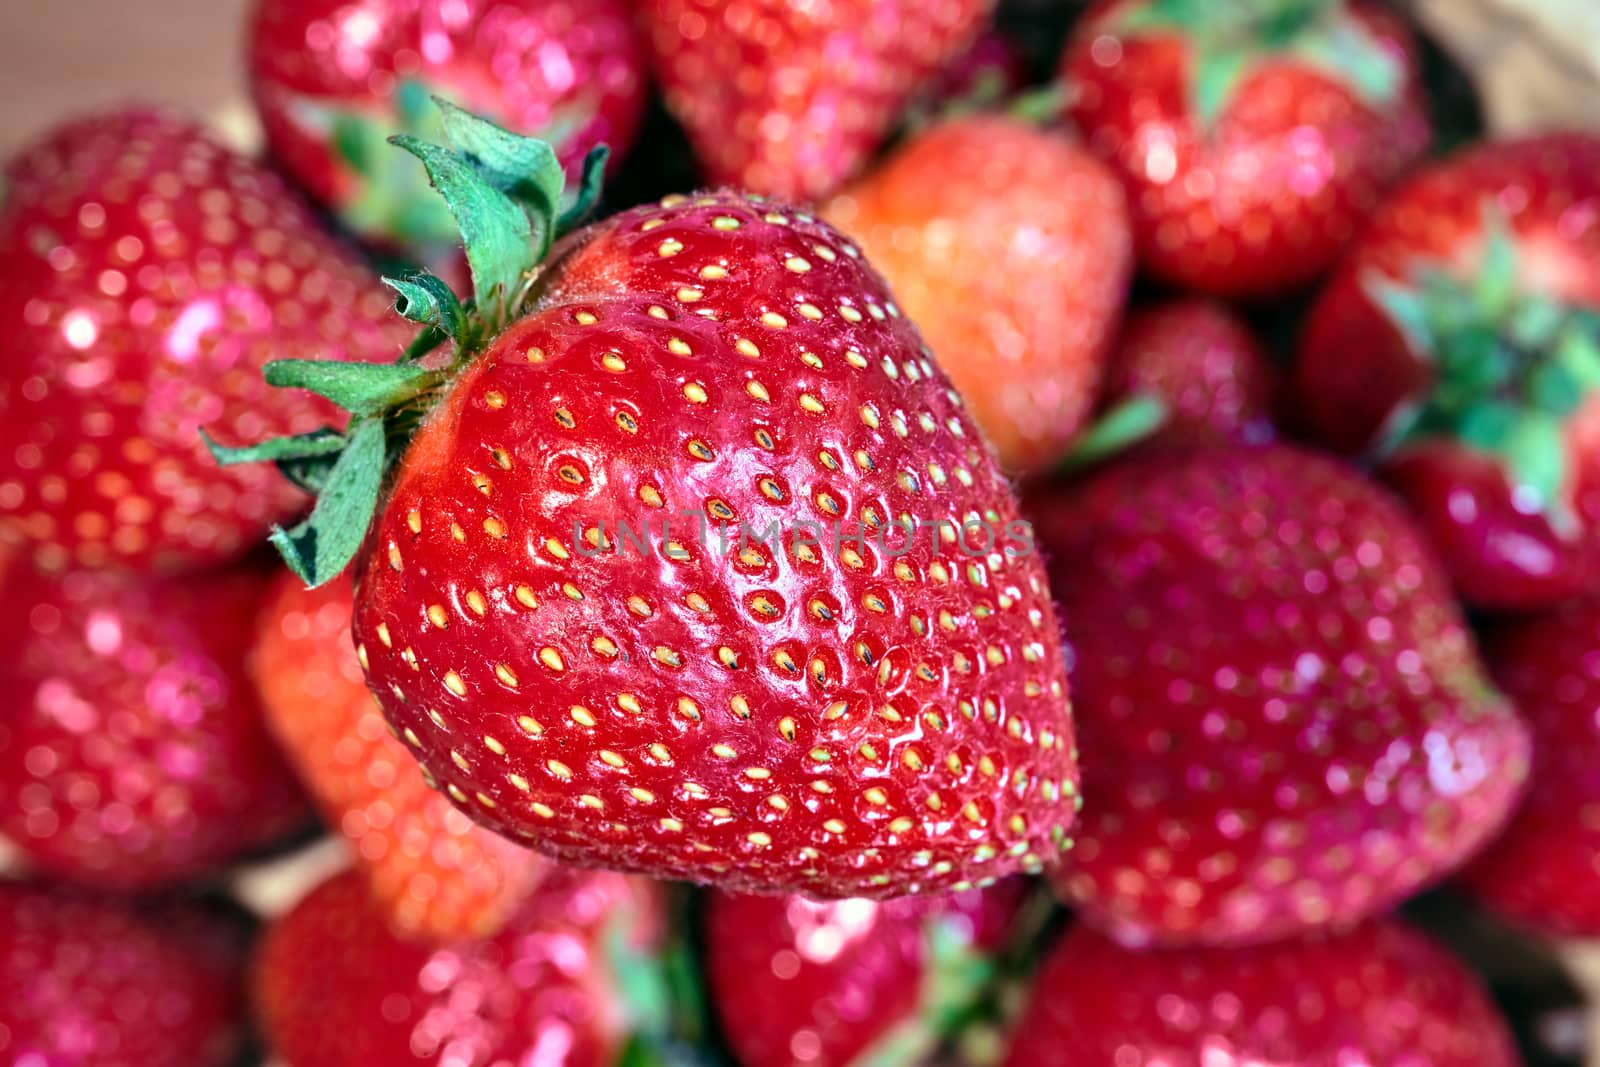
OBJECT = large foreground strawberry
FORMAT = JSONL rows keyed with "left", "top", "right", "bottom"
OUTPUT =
{"left": 637, "top": 0, "right": 996, "bottom": 201}
{"left": 1295, "top": 135, "right": 1600, "bottom": 610}
{"left": 824, "top": 114, "right": 1133, "bottom": 475}
{"left": 1028, "top": 444, "right": 1529, "bottom": 946}
{"left": 255, "top": 866, "right": 670, "bottom": 1066}
{"left": 249, "top": 0, "right": 647, "bottom": 259}
{"left": 705, "top": 881, "right": 1023, "bottom": 1067}
{"left": 0, "top": 566, "right": 310, "bottom": 889}
{"left": 0, "top": 107, "right": 409, "bottom": 575}
{"left": 215, "top": 102, "right": 1078, "bottom": 897}
{"left": 0, "top": 882, "right": 250, "bottom": 1067}
{"left": 1461, "top": 596, "right": 1600, "bottom": 937}
{"left": 1060, "top": 0, "right": 1429, "bottom": 297}
{"left": 255, "top": 571, "right": 547, "bottom": 939}
{"left": 1002, "top": 921, "right": 1519, "bottom": 1066}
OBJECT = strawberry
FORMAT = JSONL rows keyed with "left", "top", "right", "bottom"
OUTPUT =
{"left": 254, "top": 569, "right": 547, "bottom": 939}
{"left": 0, "top": 566, "right": 310, "bottom": 890}
{"left": 0, "top": 881, "right": 250, "bottom": 1067}
{"left": 1460, "top": 596, "right": 1600, "bottom": 937}
{"left": 0, "top": 107, "right": 408, "bottom": 575}
{"left": 1293, "top": 135, "right": 1600, "bottom": 611}
{"left": 824, "top": 114, "right": 1133, "bottom": 475}
{"left": 249, "top": 0, "right": 647, "bottom": 259}
{"left": 215, "top": 103, "right": 1078, "bottom": 897}
{"left": 1060, "top": 0, "right": 1430, "bottom": 297}
{"left": 254, "top": 865, "right": 671, "bottom": 1067}
{"left": 636, "top": 0, "right": 996, "bottom": 201}
{"left": 705, "top": 880, "right": 1023, "bottom": 1067}
{"left": 1001, "top": 920, "right": 1520, "bottom": 1066}
{"left": 1027, "top": 443, "right": 1530, "bottom": 947}
{"left": 1102, "top": 298, "right": 1276, "bottom": 446}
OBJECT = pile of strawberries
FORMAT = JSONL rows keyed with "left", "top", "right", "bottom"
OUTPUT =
{"left": 0, "top": 0, "right": 1596, "bottom": 1064}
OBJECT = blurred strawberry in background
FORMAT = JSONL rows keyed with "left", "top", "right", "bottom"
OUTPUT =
{"left": 825, "top": 114, "right": 1132, "bottom": 474}
{"left": 638, "top": 0, "right": 997, "bottom": 201}
{"left": 1101, "top": 298, "right": 1276, "bottom": 447}
{"left": 1002, "top": 920, "right": 1521, "bottom": 1066}
{"left": 1060, "top": 0, "right": 1430, "bottom": 297}
{"left": 253, "top": 571, "right": 547, "bottom": 940}
{"left": 1463, "top": 596, "right": 1600, "bottom": 938}
{"left": 0, "top": 883, "right": 251, "bottom": 1067}
{"left": 0, "top": 107, "right": 408, "bottom": 575}
{"left": 1029, "top": 444, "right": 1530, "bottom": 947}
{"left": 248, "top": 0, "right": 647, "bottom": 260}
{"left": 705, "top": 881, "right": 1024, "bottom": 1067}
{"left": 1295, "top": 134, "right": 1600, "bottom": 611}
{"left": 254, "top": 866, "right": 672, "bottom": 1067}
{"left": 0, "top": 566, "right": 309, "bottom": 890}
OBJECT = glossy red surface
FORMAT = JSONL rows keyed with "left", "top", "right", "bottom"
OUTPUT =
{"left": 1463, "top": 596, "right": 1600, "bottom": 936}
{"left": 0, "top": 882, "right": 250, "bottom": 1067}
{"left": 1104, "top": 298, "right": 1276, "bottom": 446}
{"left": 255, "top": 865, "right": 666, "bottom": 1067}
{"left": 1030, "top": 444, "right": 1530, "bottom": 946}
{"left": 1296, "top": 134, "right": 1600, "bottom": 610}
{"left": 706, "top": 880, "right": 1021, "bottom": 1067}
{"left": 0, "top": 107, "right": 407, "bottom": 575}
{"left": 354, "top": 192, "right": 1078, "bottom": 896}
{"left": 1061, "top": 0, "right": 1429, "bottom": 297}
{"left": 255, "top": 570, "right": 548, "bottom": 940}
{"left": 0, "top": 565, "right": 310, "bottom": 889}
{"left": 638, "top": 0, "right": 995, "bottom": 201}
{"left": 1002, "top": 921, "right": 1520, "bottom": 1067}
{"left": 249, "top": 0, "right": 647, "bottom": 253}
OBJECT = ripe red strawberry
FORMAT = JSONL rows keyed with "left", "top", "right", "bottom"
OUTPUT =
{"left": 0, "top": 566, "right": 310, "bottom": 890}
{"left": 254, "top": 865, "right": 670, "bottom": 1066}
{"left": 1002, "top": 920, "right": 1520, "bottom": 1066}
{"left": 0, "top": 107, "right": 408, "bottom": 575}
{"left": 1060, "top": 0, "right": 1430, "bottom": 297}
{"left": 249, "top": 0, "right": 647, "bottom": 258}
{"left": 706, "top": 880, "right": 1024, "bottom": 1067}
{"left": 1102, "top": 299, "right": 1276, "bottom": 446}
{"left": 255, "top": 569, "right": 547, "bottom": 939}
{"left": 1294, "top": 135, "right": 1600, "bottom": 611}
{"left": 1460, "top": 596, "right": 1600, "bottom": 937}
{"left": 824, "top": 115, "right": 1133, "bottom": 475}
{"left": 0, "top": 882, "right": 250, "bottom": 1067}
{"left": 219, "top": 104, "right": 1078, "bottom": 898}
{"left": 1027, "top": 444, "right": 1530, "bottom": 947}
{"left": 637, "top": 0, "right": 996, "bottom": 201}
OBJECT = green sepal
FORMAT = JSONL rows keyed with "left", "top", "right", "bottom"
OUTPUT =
{"left": 201, "top": 426, "right": 348, "bottom": 466}
{"left": 1114, "top": 0, "right": 1399, "bottom": 128}
{"left": 1009, "top": 83, "right": 1070, "bottom": 126}
{"left": 385, "top": 272, "right": 466, "bottom": 342}
{"left": 264, "top": 359, "right": 443, "bottom": 417}
{"left": 390, "top": 132, "right": 534, "bottom": 327}
{"left": 1363, "top": 203, "right": 1597, "bottom": 537}
{"left": 436, "top": 98, "right": 565, "bottom": 259}
{"left": 558, "top": 144, "right": 610, "bottom": 234}
{"left": 268, "top": 418, "right": 388, "bottom": 587}
{"left": 1057, "top": 394, "right": 1169, "bottom": 472}
{"left": 276, "top": 451, "right": 344, "bottom": 495}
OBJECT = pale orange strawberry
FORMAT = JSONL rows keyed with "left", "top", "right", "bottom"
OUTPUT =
{"left": 254, "top": 570, "right": 546, "bottom": 938}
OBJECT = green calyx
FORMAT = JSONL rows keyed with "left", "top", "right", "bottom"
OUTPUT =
{"left": 205, "top": 98, "right": 609, "bottom": 587}
{"left": 1366, "top": 210, "right": 1600, "bottom": 536}
{"left": 849, "top": 916, "right": 998, "bottom": 1067}
{"left": 1116, "top": 0, "right": 1403, "bottom": 127}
